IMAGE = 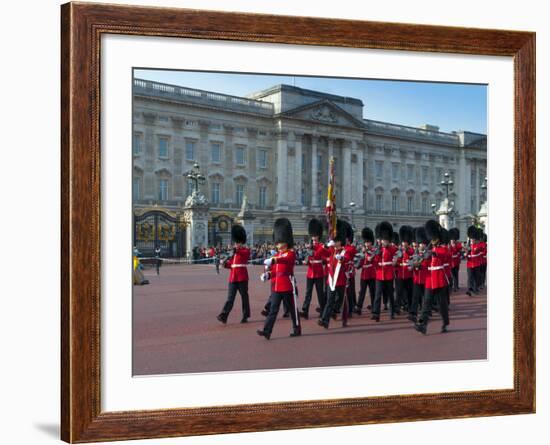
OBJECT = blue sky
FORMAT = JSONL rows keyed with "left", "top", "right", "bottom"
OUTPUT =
{"left": 134, "top": 69, "right": 487, "bottom": 134}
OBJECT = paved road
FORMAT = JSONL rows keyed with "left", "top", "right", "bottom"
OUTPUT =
{"left": 133, "top": 263, "right": 486, "bottom": 375}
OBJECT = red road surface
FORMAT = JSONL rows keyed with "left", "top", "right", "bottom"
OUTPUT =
{"left": 133, "top": 264, "right": 486, "bottom": 375}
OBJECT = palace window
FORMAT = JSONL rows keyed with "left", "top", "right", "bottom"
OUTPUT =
{"left": 236, "top": 146, "right": 246, "bottom": 166}
{"left": 375, "top": 160, "right": 384, "bottom": 179}
{"left": 317, "top": 154, "right": 323, "bottom": 172}
{"left": 185, "top": 140, "right": 195, "bottom": 161}
{"left": 236, "top": 184, "right": 245, "bottom": 206}
{"left": 375, "top": 194, "right": 383, "bottom": 212}
{"left": 133, "top": 178, "right": 140, "bottom": 201}
{"left": 392, "top": 195, "right": 399, "bottom": 214}
{"left": 392, "top": 163, "right": 400, "bottom": 181}
{"left": 471, "top": 169, "right": 476, "bottom": 188}
{"left": 211, "top": 183, "right": 220, "bottom": 204}
{"left": 159, "top": 179, "right": 168, "bottom": 201}
{"left": 258, "top": 149, "right": 267, "bottom": 168}
{"left": 133, "top": 132, "right": 142, "bottom": 155}
{"left": 437, "top": 168, "right": 443, "bottom": 182}
{"left": 422, "top": 166, "right": 429, "bottom": 185}
{"left": 259, "top": 186, "right": 267, "bottom": 208}
{"left": 407, "top": 164, "right": 414, "bottom": 182}
{"left": 211, "top": 142, "right": 221, "bottom": 163}
{"left": 422, "top": 196, "right": 429, "bottom": 214}
{"left": 158, "top": 136, "right": 169, "bottom": 158}
{"left": 407, "top": 195, "right": 414, "bottom": 213}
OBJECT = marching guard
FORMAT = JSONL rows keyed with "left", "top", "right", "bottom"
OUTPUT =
{"left": 395, "top": 225, "right": 414, "bottom": 312}
{"left": 449, "top": 228, "right": 462, "bottom": 291}
{"left": 371, "top": 221, "right": 398, "bottom": 322}
{"left": 415, "top": 220, "right": 450, "bottom": 334}
{"left": 257, "top": 218, "right": 301, "bottom": 340}
{"left": 355, "top": 227, "right": 376, "bottom": 315}
{"left": 465, "top": 225, "right": 483, "bottom": 296}
{"left": 318, "top": 220, "right": 354, "bottom": 329}
{"left": 300, "top": 218, "right": 329, "bottom": 319}
{"left": 342, "top": 221, "right": 358, "bottom": 318}
{"left": 217, "top": 225, "right": 251, "bottom": 324}
{"left": 407, "top": 226, "right": 429, "bottom": 322}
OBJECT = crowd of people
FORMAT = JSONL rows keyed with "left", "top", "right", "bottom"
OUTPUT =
{"left": 191, "top": 242, "right": 312, "bottom": 265}
{"left": 214, "top": 218, "right": 487, "bottom": 340}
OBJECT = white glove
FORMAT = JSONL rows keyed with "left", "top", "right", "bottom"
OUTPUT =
{"left": 264, "top": 258, "right": 273, "bottom": 266}
{"left": 335, "top": 253, "right": 344, "bottom": 260}
{"left": 260, "top": 272, "right": 270, "bottom": 282}
{"left": 270, "top": 249, "right": 277, "bottom": 256}
{"left": 327, "top": 240, "right": 335, "bottom": 247}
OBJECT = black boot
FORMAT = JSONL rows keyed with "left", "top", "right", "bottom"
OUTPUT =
{"left": 256, "top": 329, "right": 271, "bottom": 340}
{"left": 299, "top": 310, "right": 309, "bottom": 320}
{"left": 290, "top": 327, "right": 302, "bottom": 337}
{"left": 240, "top": 317, "right": 248, "bottom": 323}
{"left": 217, "top": 313, "right": 227, "bottom": 324}
{"left": 415, "top": 322, "right": 427, "bottom": 335}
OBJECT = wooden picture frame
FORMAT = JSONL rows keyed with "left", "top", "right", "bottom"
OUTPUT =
{"left": 61, "top": 2, "right": 535, "bottom": 442}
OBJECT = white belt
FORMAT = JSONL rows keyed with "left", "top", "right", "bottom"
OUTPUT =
{"left": 452, "top": 254, "right": 460, "bottom": 258}
{"left": 231, "top": 264, "right": 247, "bottom": 268}
{"left": 309, "top": 260, "right": 323, "bottom": 264}
{"left": 444, "top": 263, "right": 450, "bottom": 267}
{"left": 428, "top": 266, "right": 445, "bottom": 271}
{"left": 362, "top": 264, "right": 372, "bottom": 269}
{"left": 469, "top": 253, "right": 482, "bottom": 258}
{"left": 379, "top": 261, "right": 393, "bottom": 266}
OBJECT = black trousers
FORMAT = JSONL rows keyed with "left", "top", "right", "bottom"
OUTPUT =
{"left": 395, "top": 278, "right": 413, "bottom": 309}
{"left": 321, "top": 286, "right": 345, "bottom": 325}
{"left": 302, "top": 277, "right": 326, "bottom": 313}
{"left": 222, "top": 281, "right": 250, "bottom": 318}
{"left": 419, "top": 286, "right": 449, "bottom": 328}
{"left": 467, "top": 267, "right": 481, "bottom": 293}
{"left": 346, "top": 276, "right": 357, "bottom": 314}
{"left": 263, "top": 291, "right": 300, "bottom": 335}
{"left": 357, "top": 279, "right": 376, "bottom": 310}
{"left": 373, "top": 280, "right": 395, "bottom": 316}
{"left": 409, "top": 283, "right": 424, "bottom": 317}
{"left": 156, "top": 258, "right": 161, "bottom": 275}
{"left": 451, "top": 266, "right": 459, "bottom": 290}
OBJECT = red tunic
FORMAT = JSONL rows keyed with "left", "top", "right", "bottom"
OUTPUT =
{"left": 270, "top": 249, "right": 296, "bottom": 293}
{"left": 479, "top": 241, "right": 487, "bottom": 265}
{"left": 224, "top": 247, "right": 249, "bottom": 283}
{"left": 344, "top": 244, "right": 358, "bottom": 277}
{"left": 306, "top": 241, "right": 329, "bottom": 279}
{"left": 466, "top": 242, "right": 484, "bottom": 269}
{"left": 359, "top": 249, "right": 376, "bottom": 281}
{"left": 450, "top": 242, "right": 462, "bottom": 268}
{"left": 396, "top": 246, "right": 414, "bottom": 280}
{"left": 425, "top": 245, "right": 449, "bottom": 290}
{"left": 412, "top": 257, "right": 429, "bottom": 285}
{"left": 374, "top": 245, "right": 398, "bottom": 281}
{"left": 326, "top": 247, "right": 353, "bottom": 288}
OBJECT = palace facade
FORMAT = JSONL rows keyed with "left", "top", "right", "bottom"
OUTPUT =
{"left": 132, "top": 78, "right": 486, "bottom": 249}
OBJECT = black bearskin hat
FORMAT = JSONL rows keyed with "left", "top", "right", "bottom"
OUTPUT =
{"left": 378, "top": 221, "right": 393, "bottom": 242}
{"left": 342, "top": 220, "right": 354, "bottom": 243}
{"left": 449, "top": 228, "right": 460, "bottom": 241}
{"left": 361, "top": 227, "right": 374, "bottom": 243}
{"left": 481, "top": 232, "right": 487, "bottom": 242}
{"left": 415, "top": 226, "right": 429, "bottom": 245}
{"left": 392, "top": 232, "right": 400, "bottom": 245}
{"left": 231, "top": 224, "right": 247, "bottom": 244}
{"left": 308, "top": 218, "right": 323, "bottom": 238}
{"left": 333, "top": 219, "right": 347, "bottom": 244}
{"left": 425, "top": 219, "right": 442, "bottom": 241}
{"left": 467, "top": 225, "right": 478, "bottom": 240}
{"left": 273, "top": 218, "right": 294, "bottom": 247}
{"left": 440, "top": 227, "right": 450, "bottom": 245}
{"left": 399, "top": 225, "right": 413, "bottom": 244}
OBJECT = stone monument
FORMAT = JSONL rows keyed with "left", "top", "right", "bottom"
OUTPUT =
{"left": 236, "top": 195, "right": 256, "bottom": 246}
{"left": 478, "top": 201, "right": 488, "bottom": 234}
{"left": 435, "top": 197, "right": 456, "bottom": 230}
{"left": 183, "top": 191, "right": 209, "bottom": 258}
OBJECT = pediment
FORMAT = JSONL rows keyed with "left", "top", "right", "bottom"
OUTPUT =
{"left": 279, "top": 99, "right": 365, "bottom": 129}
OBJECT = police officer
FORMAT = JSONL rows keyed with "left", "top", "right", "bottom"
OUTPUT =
{"left": 217, "top": 225, "right": 251, "bottom": 324}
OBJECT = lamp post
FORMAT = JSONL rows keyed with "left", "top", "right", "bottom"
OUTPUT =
{"left": 349, "top": 201, "right": 356, "bottom": 240}
{"left": 440, "top": 171, "right": 454, "bottom": 198}
{"left": 184, "top": 162, "right": 206, "bottom": 194}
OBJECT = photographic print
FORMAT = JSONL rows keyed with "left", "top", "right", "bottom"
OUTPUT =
{"left": 132, "top": 70, "right": 488, "bottom": 376}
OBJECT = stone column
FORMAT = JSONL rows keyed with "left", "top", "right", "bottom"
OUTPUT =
{"left": 355, "top": 141, "right": 364, "bottom": 212}
{"left": 223, "top": 124, "right": 234, "bottom": 204}
{"left": 247, "top": 126, "right": 258, "bottom": 188}
{"left": 275, "top": 130, "right": 288, "bottom": 210}
{"left": 342, "top": 139, "right": 352, "bottom": 208}
{"left": 311, "top": 135, "right": 319, "bottom": 208}
{"left": 198, "top": 120, "right": 210, "bottom": 199}
{"left": 294, "top": 132, "right": 303, "bottom": 207}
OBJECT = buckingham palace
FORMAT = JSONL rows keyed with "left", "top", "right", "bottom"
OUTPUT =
{"left": 132, "top": 78, "right": 486, "bottom": 254}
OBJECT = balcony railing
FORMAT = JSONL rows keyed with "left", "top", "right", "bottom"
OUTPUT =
{"left": 364, "top": 119, "right": 460, "bottom": 146}
{"left": 134, "top": 79, "right": 274, "bottom": 116}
